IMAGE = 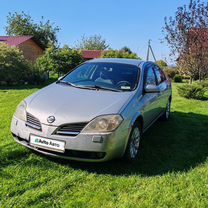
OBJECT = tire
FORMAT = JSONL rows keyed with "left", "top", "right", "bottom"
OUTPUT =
{"left": 124, "top": 122, "right": 142, "bottom": 162}
{"left": 161, "top": 99, "right": 171, "bottom": 121}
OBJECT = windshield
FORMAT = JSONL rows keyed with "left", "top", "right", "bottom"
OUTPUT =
{"left": 59, "top": 62, "right": 140, "bottom": 92}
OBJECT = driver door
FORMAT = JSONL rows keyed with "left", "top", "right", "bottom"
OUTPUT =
{"left": 142, "top": 64, "right": 161, "bottom": 129}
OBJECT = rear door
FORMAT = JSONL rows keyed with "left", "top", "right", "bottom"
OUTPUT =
{"left": 153, "top": 65, "right": 170, "bottom": 113}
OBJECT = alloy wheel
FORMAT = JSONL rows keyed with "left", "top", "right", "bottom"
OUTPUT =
{"left": 129, "top": 127, "right": 141, "bottom": 159}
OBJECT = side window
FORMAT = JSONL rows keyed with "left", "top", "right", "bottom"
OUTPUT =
{"left": 154, "top": 66, "right": 166, "bottom": 84}
{"left": 145, "top": 67, "right": 156, "bottom": 86}
{"left": 160, "top": 69, "right": 167, "bottom": 82}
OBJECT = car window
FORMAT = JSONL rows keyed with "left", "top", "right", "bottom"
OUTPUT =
{"left": 61, "top": 62, "right": 140, "bottom": 91}
{"left": 160, "top": 68, "right": 167, "bottom": 82}
{"left": 145, "top": 67, "right": 156, "bottom": 86}
{"left": 154, "top": 66, "right": 166, "bottom": 84}
{"left": 74, "top": 64, "right": 97, "bottom": 81}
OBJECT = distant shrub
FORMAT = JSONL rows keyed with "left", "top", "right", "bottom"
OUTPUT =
{"left": 177, "top": 84, "right": 207, "bottom": 100}
{"left": 102, "top": 50, "right": 139, "bottom": 59}
{"left": 0, "top": 43, "right": 44, "bottom": 85}
{"left": 173, "top": 74, "right": 183, "bottom": 83}
{"left": 199, "top": 80, "right": 208, "bottom": 88}
{"left": 36, "top": 45, "right": 84, "bottom": 75}
{"left": 182, "top": 75, "right": 190, "bottom": 80}
{"left": 156, "top": 60, "right": 168, "bottom": 69}
{"left": 164, "top": 68, "right": 177, "bottom": 79}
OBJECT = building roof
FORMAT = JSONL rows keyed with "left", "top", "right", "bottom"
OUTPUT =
{"left": 87, "top": 58, "right": 144, "bottom": 66}
{"left": 81, "top": 50, "right": 104, "bottom": 59}
{"left": 0, "top": 35, "right": 45, "bottom": 50}
{"left": 0, "top": 36, "right": 33, "bottom": 46}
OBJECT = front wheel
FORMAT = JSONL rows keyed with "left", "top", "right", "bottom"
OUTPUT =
{"left": 124, "top": 123, "right": 142, "bottom": 162}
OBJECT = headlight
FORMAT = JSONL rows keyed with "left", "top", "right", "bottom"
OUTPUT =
{"left": 82, "top": 115, "right": 123, "bottom": 133}
{"left": 14, "top": 100, "right": 27, "bottom": 121}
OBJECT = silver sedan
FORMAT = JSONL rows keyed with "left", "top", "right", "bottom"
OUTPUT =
{"left": 11, "top": 58, "right": 172, "bottom": 162}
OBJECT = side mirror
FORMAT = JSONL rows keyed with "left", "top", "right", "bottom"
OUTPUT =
{"left": 58, "top": 76, "right": 63, "bottom": 81}
{"left": 144, "top": 84, "right": 160, "bottom": 93}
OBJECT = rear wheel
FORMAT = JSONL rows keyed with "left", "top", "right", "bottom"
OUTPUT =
{"left": 161, "top": 99, "right": 171, "bottom": 121}
{"left": 124, "top": 122, "right": 142, "bottom": 162}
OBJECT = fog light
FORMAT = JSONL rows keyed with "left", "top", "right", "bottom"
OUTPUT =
{"left": 92, "top": 136, "right": 103, "bottom": 143}
{"left": 96, "top": 152, "right": 105, "bottom": 159}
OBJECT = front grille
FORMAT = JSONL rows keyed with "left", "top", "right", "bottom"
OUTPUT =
{"left": 26, "top": 112, "right": 42, "bottom": 131}
{"left": 55, "top": 123, "right": 88, "bottom": 136}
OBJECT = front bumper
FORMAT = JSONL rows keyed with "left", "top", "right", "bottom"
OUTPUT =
{"left": 11, "top": 116, "right": 129, "bottom": 162}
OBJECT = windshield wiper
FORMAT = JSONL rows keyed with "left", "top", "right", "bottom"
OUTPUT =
{"left": 57, "top": 81, "right": 121, "bottom": 92}
{"left": 57, "top": 80, "right": 79, "bottom": 87}
{"left": 57, "top": 81, "right": 96, "bottom": 90}
{"left": 86, "top": 85, "right": 121, "bottom": 92}
{"left": 57, "top": 80, "right": 86, "bottom": 89}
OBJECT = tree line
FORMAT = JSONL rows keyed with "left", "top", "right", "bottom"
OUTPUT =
{"left": 0, "top": 11, "right": 140, "bottom": 83}
{"left": 2, "top": 0, "right": 208, "bottom": 85}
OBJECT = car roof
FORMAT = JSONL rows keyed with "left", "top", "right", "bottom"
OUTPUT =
{"left": 87, "top": 58, "right": 145, "bottom": 67}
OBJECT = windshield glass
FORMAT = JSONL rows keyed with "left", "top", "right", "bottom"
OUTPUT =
{"left": 60, "top": 62, "right": 140, "bottom": 92}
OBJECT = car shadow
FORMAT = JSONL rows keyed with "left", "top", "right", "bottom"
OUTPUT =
{"left": 49, "top": 111, "right": 208, "bottom": 176}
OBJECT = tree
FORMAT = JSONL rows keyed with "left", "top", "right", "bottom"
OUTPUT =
{"left": 36, "top": 45, "right": 84, "bottom": 75}
{"left": 56, "top": 46, "right": 84, "bottom": 74}
{"left": 35, "top": 45, "right": 57, "bottom": 73}
{"left": 102, "top": 49, "right": 139, "bottom": 59}
{"left": 76, "top": 34, "right": 109, "bottom": 50}
{"left": 178, "top": 51, "right": 208, "bottom": 81}
{"left": 6, "top": 12, "right": 60, "bottom": 48}
{"left": 163, "top": 0, "right": 208, "bottom": 82}
{"left": 163, "top": 67, "right": 178, "bottom": 79}
{"left": 156, "top": 60, "right": 168, "bottom": 69}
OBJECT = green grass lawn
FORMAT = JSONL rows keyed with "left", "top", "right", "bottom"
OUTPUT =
{"left": 0, "top": 82, "right": 208, "bottom": 208}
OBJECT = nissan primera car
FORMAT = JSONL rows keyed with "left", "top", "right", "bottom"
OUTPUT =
{"left": 11, "top": 58, "right": 172, "bottom": 162}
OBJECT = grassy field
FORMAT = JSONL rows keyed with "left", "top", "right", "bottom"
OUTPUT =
{"left": 0, "top": 82, "right": 208, "bottom": 208}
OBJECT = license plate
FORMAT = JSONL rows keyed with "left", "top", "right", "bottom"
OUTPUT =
{"left": 30, "top": 135, "right": 65, "bottom": 153}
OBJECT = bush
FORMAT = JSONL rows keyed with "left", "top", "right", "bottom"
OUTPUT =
{"left": 156, "top": 60, "right": 168, "bottom": 69}
{"left": 173, "top": 74, "right": 183, "bottom": 83}
{"left": 164, "top": 68, "right": 177, "bottom": 79}
{"left": 182, "top": 75, "right": 190, "bottom": 80}
{"left": 102, "top": 50, "right": 139, "bottom": 59}
{"left": 177, "top": 83, "right": 207, "bottom": 100}
{"left": 199, "top": 80, "right": 208, "bottom": 88}
{"left": 0, "top": 43, "right": 44, "bottom": 85}
{"left": 36, "top": 45, "right": 84, "bottom": 75}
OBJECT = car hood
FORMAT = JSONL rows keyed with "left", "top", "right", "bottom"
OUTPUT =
{"left": 25, "top": 83, "right": 135, "bottom": 126}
